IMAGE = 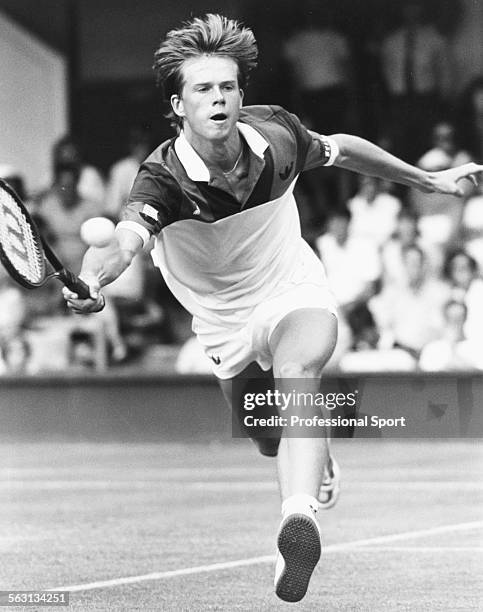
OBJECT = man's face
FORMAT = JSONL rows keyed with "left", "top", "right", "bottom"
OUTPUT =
{"left": 171, "top": 55, "right": 243, "bottom": 144}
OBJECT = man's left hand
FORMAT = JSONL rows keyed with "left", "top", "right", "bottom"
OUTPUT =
{"left": 424, "top": 162, "right": 483, "bottom": 196}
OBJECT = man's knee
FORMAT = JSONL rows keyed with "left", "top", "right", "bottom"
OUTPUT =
{"left": 270, "top": 309, "right": 338, "bottom": 378}
{"left": 276, "top": 360, "right": 325, "bottom": 379}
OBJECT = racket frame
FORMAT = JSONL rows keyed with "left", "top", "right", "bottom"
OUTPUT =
{"left": 0, "top": 178, "right": 91, "bottom": 298}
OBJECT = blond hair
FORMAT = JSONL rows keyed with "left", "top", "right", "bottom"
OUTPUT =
{"left": 153, "top": 14, "right": 258, "bottom": 126}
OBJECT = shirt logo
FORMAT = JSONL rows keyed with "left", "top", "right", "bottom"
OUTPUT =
{"left": 141, "top": 204, "right": 159, "bottom": 223}
{"left": 209, "top": 354, "right": 221, "bottom": 365}
{"left": 279, "top": 161, "right": 294, "bottom": 181}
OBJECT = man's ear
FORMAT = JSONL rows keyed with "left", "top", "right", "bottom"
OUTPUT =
{"left": 239, "top": 89, "right": 244, "bottom": 108}
{"left": 171, "top": 94, "right": 185, "bottom": 118}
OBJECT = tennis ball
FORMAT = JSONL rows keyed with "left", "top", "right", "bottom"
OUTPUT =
{"left": 80, "top": 217, "right": 116, "bottom": 247}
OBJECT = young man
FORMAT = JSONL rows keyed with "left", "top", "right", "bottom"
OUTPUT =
{"left": 64, "top": 14, "right": 482, "bottom": 603}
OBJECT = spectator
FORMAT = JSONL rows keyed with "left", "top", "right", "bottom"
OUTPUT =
{"left": 34, "top": 165, "right": 101, "bottom": 274}
{"left": 0, "top": 164, "right": 26, "bottom": 200}
{"left": 443, "top": 248, "right": 483, "bottom": 343}
{"left": 380, "top": 0, "right": 452, "bottom": 162}
{"left": 412, "top": 121, "right": 472, "bottom": 251}
{"left": 316, "top": 208, "right": 380, "bottom": 369}
{"left": 68, "top": 331, "right": 97, "bottom": 370}
{"left": 283, "top": 0, "right": 353, "bottom": 215}
{"left": 105, "top": 127, "right": 151, "bottom": 220}
{"left": 417, "top": 121, "right": 472, "bottom": 171}
{"left": 380, "top": 207, "right": 421, "bottom": 286}
{"left": 103, "top": 250, "right": 165, "bottom": 362}
{"left": 316, "top": 208, "right": 381, "bottom": 314}
{"left": 346, "top": 302, "right": 380, "bottom": 352}
{"left": 0, "top": 170, "right": 67, "bottom": 369}
{"left": 370, "top": 244, "right": 450, "bottom": 357}
{"left": 461, "top": 182, "right": 483, "bottom": 269}
{"left": 50, "top": 135, "right": 105, "bottom": 205}
{"left": 338, "top": 302, "right": 416, "bottom": 372}
{"left": 0, "top": 337, "right": 31, "bottom": 374}
{"left": 0, "top": 268, "right": 30, "bottom": 374}
{"left": 40, "top": 161, "right": 129, "bottom": 366}
{"left": 347, "top": 175, "right": 401, "bottom": 247}
{"left": 283, "top": 1, "right": 352, "bottom": 133}
{"left": 419, "top": 299, "right": 483, "bottom": 371}
{"left": 459, "top": 76, "right": 483, "bottom": 162}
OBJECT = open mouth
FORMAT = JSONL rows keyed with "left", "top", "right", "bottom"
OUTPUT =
{"left": 210, "top": 113, "right": 228, "bottom": 122}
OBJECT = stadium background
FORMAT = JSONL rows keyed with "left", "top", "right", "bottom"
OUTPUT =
{"left": 1, "top": 0, "right": 482, "bottom": 187}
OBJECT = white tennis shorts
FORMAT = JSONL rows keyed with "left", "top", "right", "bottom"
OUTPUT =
{"left": 194, "top": 281, "right": 338, "bottom": 380}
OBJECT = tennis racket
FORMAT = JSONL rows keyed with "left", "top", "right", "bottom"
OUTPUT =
{"left": 0, "top": 178, "right": 91, "bottom": 298}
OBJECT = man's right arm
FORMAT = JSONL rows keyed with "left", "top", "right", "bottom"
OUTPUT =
{"left": 63, "top": 227, "right": 144, "bottom": 314}
{"left": 64, "top": 149, "right": 180, "bottom": 313}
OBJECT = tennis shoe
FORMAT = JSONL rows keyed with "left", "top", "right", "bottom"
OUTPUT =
{"left": 274, "top": 506, "right": 321, "bottom": 602}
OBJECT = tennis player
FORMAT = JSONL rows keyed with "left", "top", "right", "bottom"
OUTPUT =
{"left": 63, "top": 14, "right": 482, "bottom": 602}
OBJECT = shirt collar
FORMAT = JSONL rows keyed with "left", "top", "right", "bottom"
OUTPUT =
{"left": 236, "top": 122, "right": 269, "bottom": 158}
{"left": 174, "top": 121, "right": 269, "bottom": 182}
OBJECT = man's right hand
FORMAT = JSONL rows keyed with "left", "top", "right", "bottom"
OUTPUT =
{"left": 61, "top": 226, "right": 143, "bottom": 314}
{"left": 62, "top": 277, "right": 105, "bottom": 314}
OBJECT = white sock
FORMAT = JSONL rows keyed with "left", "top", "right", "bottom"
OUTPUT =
{"left": 281, "top": 494, "right": 319, "bottom": 518}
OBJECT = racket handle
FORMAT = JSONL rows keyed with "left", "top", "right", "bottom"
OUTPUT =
{"left": 59, "top": 270, "right": 92, "bottom": 299}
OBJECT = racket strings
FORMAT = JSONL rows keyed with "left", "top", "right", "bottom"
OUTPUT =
{"left": 0, "top": 189, "right": 44, "bottom": 283}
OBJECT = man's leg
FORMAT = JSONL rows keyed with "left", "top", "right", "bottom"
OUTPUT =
{"left": 218, "top": 362, "right": 282, "bottom": 458}
{"left": 270, "top": 308, "right": 337, "bottom": 498}
{"left": 269, "top": 307, "right": 337, "bottom": 602}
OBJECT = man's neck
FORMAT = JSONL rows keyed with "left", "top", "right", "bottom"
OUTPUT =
{"left": 183, "top": 127, "right": 243, "bottom": 173}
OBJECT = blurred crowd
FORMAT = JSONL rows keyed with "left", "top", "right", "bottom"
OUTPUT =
{"left": 0, "top": 128, "right": 191, "bottom": 375}
{"left": 1, "top": 0, "right": 483, "bottom": 376}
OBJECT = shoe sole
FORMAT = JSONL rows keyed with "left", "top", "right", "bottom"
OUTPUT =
{"left": 275, "top": 514, "right": 321, "bottom": 602}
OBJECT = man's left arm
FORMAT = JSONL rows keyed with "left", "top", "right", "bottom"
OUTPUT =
{"left": 330, "top": 134, "right": 483, "bottom": 196}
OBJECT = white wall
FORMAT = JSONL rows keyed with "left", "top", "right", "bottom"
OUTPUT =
{"left": 0, "top": 10, "right": 67, "bottom": 192}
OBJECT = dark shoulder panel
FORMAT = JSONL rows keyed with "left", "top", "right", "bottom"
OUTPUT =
{"left": 123, "top": 141, "right": 183, "bottom": 233}
{"left": 240, "top": 105, "right": 313, "bottom": 174}
{"left": 243, "top": 105, "right": 336, "bottom": 172}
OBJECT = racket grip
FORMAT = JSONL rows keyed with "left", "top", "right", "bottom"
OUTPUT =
{"left": 60, "top": 270, "right": 92, "bottom": 299}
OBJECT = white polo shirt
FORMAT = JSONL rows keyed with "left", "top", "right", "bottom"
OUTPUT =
{"left": 118, "top": 105, "right": 339, "bottom": 326}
